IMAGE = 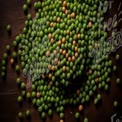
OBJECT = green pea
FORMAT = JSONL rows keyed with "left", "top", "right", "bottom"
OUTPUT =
{"left": 12, "top": 52, "right": 17, "bottom": 59}
{"left": 18, "top": 112, "right": 23, "bottom": 119}
{"left": 84, "top": 117, "right": 88, "bottom": 122}
{"left": 26, "top": 110, "right": 30, "bottom": 118}
{"left": 113, "top": 65, "right": 117, "bottom": 71}
{"left": 116, "top": 78, "right": 120, "bottom": 84}
{"left": 23, "top": 4, "right": 28, "bottom": 12}
{"left": 27, "top": 0, "right": 31, "bottom": 6}
{"left": 114, "top": 101, "right": 118, "bottom": 107}
{"left": 6, "top": 45, "right": 10, "bottom": 51}
{"left": 16, "top": 78, "right": 21, "bottom": 85}
{"left": 59, "top": 112, "right": 64, "bottom": 119}
{"left": 6, "top": 25, "right": 11, "bottom": 32}
{"left": 75, "top": 112, "right": 80, "bottom": 119}
{"left": 21, "top": 82, "right": 26, "bottom": 90}
{"left": 3, "top": 53, "right": 8, "bottom": 60}
{"left": 15, "top": 65, "right": 20, "bottom": 72}
{"left": 22, "top": 90, "right": 26, "bottom": 97}
{"left": 41, "top": 112, "right": 46, "bottom": 118}
{"left": 18, "top": 96, "right": 22, "bottom": 103}
{"left": 116, "top": 54, "right": 120, "bottom": 60}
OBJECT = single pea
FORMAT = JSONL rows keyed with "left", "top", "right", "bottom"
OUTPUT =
{"left": 23, "top": 4, "right": 28, "bottom": 12}
{"left": 3, "top": 53, "right": 8, "bottom": 60}
{"left": 75, "top": 112, "right": 80, "bottom": 119}
{"left": 94, "top": 98, "right": 98, "bottom": 105}
{"left": 84, "top": 117, "right": 88, "bottom": 122}
{"left": 6, "top": 45, "right": 10, "bottom": 52}
{"left": 18, "top": 112, "right": 23, "bottom": 119}
{"left": 6, "top": 25, "right": 11, "bottom": 32}
{"left": 26, "top": 110, "right": 30, "bottom": 118}
{"left": 97, "top": 94, "right": 101, "bottom": 100}
{"left": 48, "top": 109, "right": 53, "bottom": 116}
{"left": 12, "top": 52, "right": 17, "bottom": 59}
{"left": 18, "top": 96, "right": 22, "bottom": 103}
{"left": 21, "top": 82, "right": 26, "bottom": 90}
{"left": 60, "top": 113, "right": 64, "bottom": 119}
{"left": 32, "top": 98, "right": 37, "bottom": 105}
{"left": 26, "top": 92, "right": 31, "bottom": 99}
{"left": 15, "top": 65, "right": 20, "bottom": 72}
{"left": 113, "top": 21, "right": 118, "bottom": 28}
{"left": 104, "top": 84, "right": 109, "bottom": 91}
{"left": 116, "top": 78, "right": 120, "bottom": 84}
{"left": 22, "top": 90, "right": 26, "bottom": 97}
{"left": 32, "top": 91, "right": 36, "bottom": 98}
{"left": 1, "top": 72, "right": 6, "bottom": 78}
{"left": 27, "top": 0, "right": 31, "bottom": 6}
{"left": 113, "top": 65, "right": 117, "bottom": 71}
{"left": 16, "top": 78, "right": 21, "bottom": 86}
{"left": 1, "top": 66, "right": 6, "bottom": 72}
{"left": 41, "top": 112, "right": 46, "bottom": 118}
{"left": 116, "top": 54, "right": 120, "bottom": 60}
{"left": 114, "top": 101, "right": 118, "bottom": 107}
{"left": 2, "top": 59, "right": 6, "bottom": 66}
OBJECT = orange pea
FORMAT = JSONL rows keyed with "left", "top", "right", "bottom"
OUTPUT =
{"left": 63, "top": 1, "right": 66, "bottom": 7}
{"left": 75, "top": 53, "right": 78, "bottom": 58}
{"left": 70, "top": 12, "right": 75, "bottom": 18}
{"left": 77, "top": 34, "right": 81, "bottom": 39}
{"left": 57, "top": 17, "right": 61, "bottom": 22}
{"left": 68, "top": 57, "right": 71, "bottom": 62}
{"left": 79, "top": 105, "right": 83, "bottom": 111}
{"left": 48, "top": 73, "right": 52, "bottom": 79}
{"left": 62, "top": 66, "right": 66, "bottom": 72}
{"left": 48, "top": 33, "right": 52, "bottom": 39}
{"left": 58, "top": 40, "right": 62, "bottom": 46}
{"left": 37, "top": 92, "right": 41, "bottom": 98}
{"left": 10, "top": 58, "right": 14, "bottom": 64}
{"left": 62, "top": 7, "right": 66, "bottom": 12}
{"left": 72, "top": 56, "right": 75, "bottom": 61}
{"left": 46, "top": 51, "right": 50, "bottom": 57}
{"left": 62, "top": 37, "right": 66, "bottom": 43}
{"left": 73, "top": 40, "right": 76, "bottom": 45}
{"left": 88, "top": 21, "right": 92, "bottom": 28}
{"left": 63, "top": 50, "right": 66, "bottom": 55}
{"left": 75, "top": 46, "right": 78, "bottom": 52}
{"left": 88, "top": 69, "right": 92, "bottom": 75}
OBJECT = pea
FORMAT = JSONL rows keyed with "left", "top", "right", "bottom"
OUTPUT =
{"left": 6, "top": 25, "right": 11, "bottom": 32}
{"left": 23, "top": 4, "right": 28, "bottom": 12}
{"left": 60, "top": 113, "right": 64, "bottom": 119}
{"left": 114, "top": 101, "right": 118, "bottom": 107}
{"left": 26, "top": 110, "right": 30, "bottom": 118}
{"left": 6, "top": 45, "right": 10, "bottom": 52}
{"left": 116, "top": 54, "right": 120, "bottom": 60}
{"left": 18, "top": 112, "right": 23, "bottom": 119}
{"left": 18, "top": 96, "right": 22, "bottom": 103}
{"left": 21, "top": 82, "right": 26, "bottom": 90}
{"left": 75, "top": 112, "right": 80, "bottom": 119}
{"left": 3, "top": 53, "right": 8, "bottom": 60}
{"left": 48, "top": 109, "right": 53, "bottom": 116}
{"left": 15, "top": 65, "right": 20, "bottom": 72}
{"left": 116, "top": 78, "right": 120, "bottom": 84}
{"left": 84, "top": 118, "right": 88, "bottom": 122}
{"left": 16, "top": 78, "right": 21, "bottom": 85}
{"left": 27, "top": 0, "right": 31, "bottom": 6}
{"left": 41, "top": 112, "right": 46, "bottom": 118}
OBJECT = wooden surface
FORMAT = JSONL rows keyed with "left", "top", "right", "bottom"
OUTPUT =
{"left": 0, "top": 0, "right": 122, "bottom": 122}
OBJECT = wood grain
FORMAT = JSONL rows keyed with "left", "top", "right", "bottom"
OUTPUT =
{"left": 0, "top": 0, "right": 122, "bottom": 122}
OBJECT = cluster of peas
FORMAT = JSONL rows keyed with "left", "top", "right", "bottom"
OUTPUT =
{"left": 1, "top": 0, "right": 121, "bottom": 122}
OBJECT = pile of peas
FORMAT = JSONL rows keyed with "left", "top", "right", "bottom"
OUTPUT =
{"left": 1, "top": 0, "right": 121, "bottom": 121}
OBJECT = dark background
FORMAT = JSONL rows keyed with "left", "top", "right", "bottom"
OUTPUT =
{"left": 0, "top": 0, "right": 122, "bottom": 122}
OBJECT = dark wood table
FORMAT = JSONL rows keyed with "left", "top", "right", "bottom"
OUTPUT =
{"left": 0, "top": 0, "right": 122, "bottom": 122}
